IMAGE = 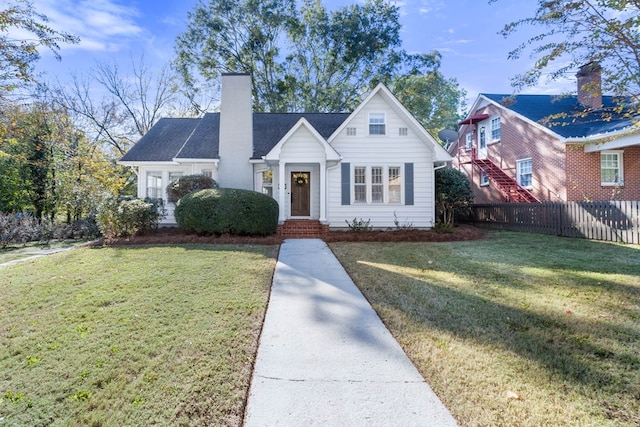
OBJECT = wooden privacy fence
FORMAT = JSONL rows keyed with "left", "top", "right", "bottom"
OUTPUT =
{"left": 471, "top": 201, "right": 640, "bottom": 244}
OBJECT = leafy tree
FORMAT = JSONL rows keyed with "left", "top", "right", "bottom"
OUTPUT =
{"left": 0, "top": 0, "right": 78, "bottom": 99}
{"left": 391, "top": 61, "right": 466, "bottom": 137}
{"left": 435, "top": 168, "right": 473, "bottom": 227}
{"left": 494, "top": 0, "right": 640, "bottom": 100}
{"left": 0, "top": 100, "right": 126, "bottom": 220}
{"left": 175, "top": 0, "right": 449, "bottom": 113}
{"left": 175, "top": 0, "right": 297, "bottom": 112}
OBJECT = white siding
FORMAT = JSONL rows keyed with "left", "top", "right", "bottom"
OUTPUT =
{"left": 136, "top": 162, "right": 219, "bottom": 224}
{"left": 328, "top": 93, "right": 436, "bottom": 229}
{"left": 278, "top": 126, "right": 325, "bottom": 219}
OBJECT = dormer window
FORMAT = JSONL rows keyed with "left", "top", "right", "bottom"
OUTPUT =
{"left": 369, "top": 113, "right": 386, "bottom": 135}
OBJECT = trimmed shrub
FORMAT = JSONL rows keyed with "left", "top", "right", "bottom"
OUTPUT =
{"left": 96, "top": 196, "right": 166, "bottom": 238}
{"left": 166, "top": 174, "right": 218, "bottom": 203}
{"left": 175, "top": 188, "right": 279, "bottom": 236}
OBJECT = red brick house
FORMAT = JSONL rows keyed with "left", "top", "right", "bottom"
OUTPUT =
{"left": 452, "top": 64, "right": 640, "bottom": 203}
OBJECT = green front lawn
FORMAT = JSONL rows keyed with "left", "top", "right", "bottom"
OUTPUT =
{"left": 0, "top": 244, "right": 277, "bottom": 426}
{"left": 330, "top": 232, "right": 640, "bottom": 427}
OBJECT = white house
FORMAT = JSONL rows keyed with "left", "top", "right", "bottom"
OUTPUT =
{"left": 119, "top": 74, "right": 452, "bottom": 232}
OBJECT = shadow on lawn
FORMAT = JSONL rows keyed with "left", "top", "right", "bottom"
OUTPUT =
{"left": 361, "top": 265, "right": 639, "bottom": 423}
{"left": 340, "top": 239, "right": 640, "bottom": 424}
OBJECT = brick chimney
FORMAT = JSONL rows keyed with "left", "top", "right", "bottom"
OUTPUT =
{"left": 218, "top": 73, "right": 254, "bottom": 190}
{"left": 576, "top": 63, "right": 602, "bottom": 110}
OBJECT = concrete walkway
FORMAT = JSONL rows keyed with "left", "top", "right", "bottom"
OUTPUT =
{"left": 244, "top": 239, "right": 457, "bottom": 426}
{"left": 0, "top": 246, "right": 78, "bottom": 269}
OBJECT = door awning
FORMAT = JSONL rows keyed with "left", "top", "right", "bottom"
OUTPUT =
{"left": 458, "top": 114, "right": 489, "bottom": 125}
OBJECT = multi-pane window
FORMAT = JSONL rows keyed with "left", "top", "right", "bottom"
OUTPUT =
{"left": 490, "top": 117, "right": 501, "bottom": 141}
{"left": 168, "top": 172, "right": 183, "bottom": 185}
{"left": 601, "top": 151, "right": 623, "bottom": 185}
{"left": 353, "top": 166, "right": 401, "bottom": 204}
{"left": 262, "top": 170, "right": 273, "bottom": 197}
{"left": 354, "top": 167, "right": 367, "bottom": 203}
{"left": 146, "top": 172, "right": 163, "bottom": 199}
{"left": 201, "top": 169, "right": 213, "bottom": 178}
{"left": 388, "top": 167, "right": 401, "bottom": 203}
{"left": 369, "top": 113, "right": 386, "bottom": 135}
{"left": 516, "top": 159, "right": 533, "bottom": 188}
{"left": 371, "top": 167, "right": 384, "bottom": 203}
{"left": 465, "top": 133, "right": 473, "bottom": 150}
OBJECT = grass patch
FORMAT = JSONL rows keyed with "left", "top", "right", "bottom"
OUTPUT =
{"left": 0, "top": 244, "right": 277, "bottom": 426}
{"left": 330, "top": 232, "right": 640, "bottom": 427}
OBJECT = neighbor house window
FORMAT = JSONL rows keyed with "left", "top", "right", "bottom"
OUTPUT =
{"left": 480, "top": 172, "right": 490, "bottom": 186}
{"left": 347, "top": 127, "right": 356, "bottom": 136}
{"left": 388, "top": 167, "right": 401, "bottom": 203}
{"left": 369, "top": 113, "right": 386, "bottom": 135}
{"left": 601, "top": 151, "right": 623, "bottom": 186}
{"left": 465, "top": 133, "right": 473, "bottom": 150}
{"left": 399, "top": 127, "right": 408, "bottom": 136}
{"left": 354, "top": 167, "right": 367, "bottom": 203}
{"left": 479, "top": 126, "right": 486, "bottom": 150}
{"left": 261, "top": 170, "right": 273, "bottom": 197}
{"left": 516, "top": 158, "right": 532, "bottom": 189}
{"left": 353, "top": 166, "right": 402, "bottom": 204}
{"left": 490, "top": 117, "right": 501, "bottom": 141}
{"left": 146, "top": 172, "right": 163, "bottom": 199}
{"left": 371, "top": 167, "right": 384, "bottom": 203}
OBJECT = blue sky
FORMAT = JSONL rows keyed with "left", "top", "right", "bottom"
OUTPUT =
{"left": 33, "top": 0, "right": 577, "bottom": 108}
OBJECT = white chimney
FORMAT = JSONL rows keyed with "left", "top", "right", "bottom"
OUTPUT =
{"left": 217, "top": 73, "right": 254, "bottom": 190}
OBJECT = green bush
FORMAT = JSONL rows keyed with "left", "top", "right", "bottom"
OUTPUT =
{"left": 435, "top": 168, "right": 473, "bottom": 226}
{"left": 166, "top": 174, "right": 218, "bottom": 203}
{"left": 96, "top": 197, "right": 166, "bottom": 238}
{"left": 175, "top": 188, "right": 279, "bottom": 236}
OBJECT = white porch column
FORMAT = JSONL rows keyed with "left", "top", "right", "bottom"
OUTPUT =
{"left": 319, "top": 160, "right": 327, "bottom": 222}
{"left": 278, "top": 162, "right": 287, "bottom": 222}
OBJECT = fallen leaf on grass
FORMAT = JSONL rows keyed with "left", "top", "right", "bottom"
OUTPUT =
{"left": 565, "top": 309, "right": 573, "bottom": 315}
{"left": 506, "top": 391, "right": 521, "bottom": 400}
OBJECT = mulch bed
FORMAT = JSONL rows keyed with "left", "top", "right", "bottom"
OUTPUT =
{"left": 97, "top": 224, "right": 486, "bottom": 246}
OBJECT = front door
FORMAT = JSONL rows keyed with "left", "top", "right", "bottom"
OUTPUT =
{"left": 291, "top": 172, "right": 310, "bottom": 216}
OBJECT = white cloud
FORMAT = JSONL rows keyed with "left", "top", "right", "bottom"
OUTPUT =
{"left": 34, "top": 0, "right": 144, "bottom": 53}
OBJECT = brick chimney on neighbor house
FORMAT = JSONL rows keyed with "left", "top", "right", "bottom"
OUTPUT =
{"left": 576, "top": 62, "right": 603, "bottom": 110}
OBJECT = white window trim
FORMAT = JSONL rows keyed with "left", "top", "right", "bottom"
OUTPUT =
{"left": 256, "top": 169, "right": 274, "bottom": 197}
{"left": 465, "top": 133, "right": 473, "bottom": 151}
{"left": 479, "top": 126, "right": 487, "bottom": 149}
{"left": 480, "top": 172, "right": 490, "bottom": 187}
{"left": 489, "top": 116, "right": 501, "bottom": 143}
{"left": 368, "top": 112, "right": 386, "bottom": 136}
{"left": 146, "top": 171, "right": 163, "bottom": 200}
{"left": 352, "top": 165, "right": 402, "bottom": 204}
{"left": 516, "top": 158, "right": 533, "bottom": 190}
{"left": 601, "top": 150, "right": 624, "bottom": 186}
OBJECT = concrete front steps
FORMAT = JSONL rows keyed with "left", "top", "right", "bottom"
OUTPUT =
{"left": 277, "top": 220, "right": 329, "bottom": 238}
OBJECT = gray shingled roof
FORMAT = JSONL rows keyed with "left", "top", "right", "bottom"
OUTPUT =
{"left": 483, "top": 94, "right": 636, "bottom": 139}
{"left": 120, "top": 112, "right": 349, "bottom": 162}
